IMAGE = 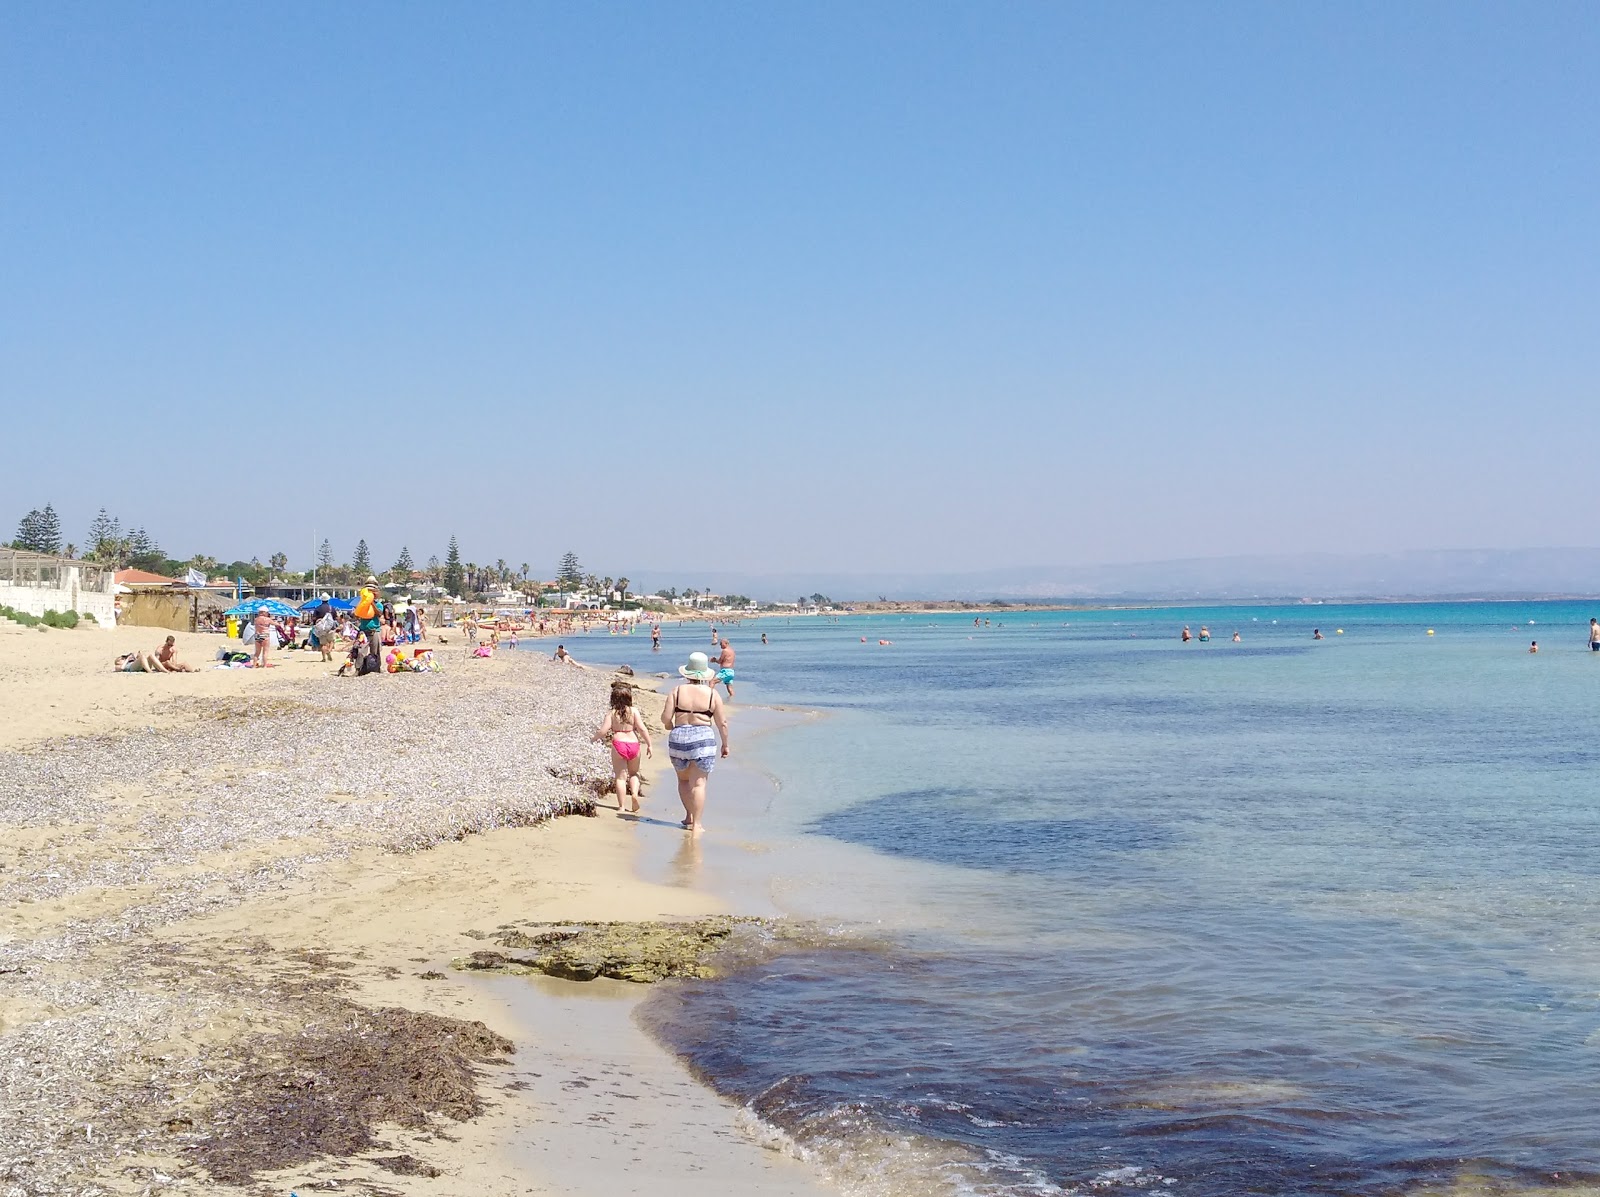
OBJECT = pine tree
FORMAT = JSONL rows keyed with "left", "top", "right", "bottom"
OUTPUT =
{"left": 15, "top": 505, "right": 62, "bottom": 555}
{"left": 269, "top": 551, "right": 289, "bottom": 573}
{"left": 393, "top": 546, "right": 414, "bottom": 575}
{"left": 444, "top": 536, "right": 465, "bottom": 598}
{"left": 318, "top": 539, "right": 334, "bottom": 570}
{"left": 352, "top": 539, "right": 372, "bottom": 574}
{"left": 558, "top": 551, "right": 582, "bottom": 586}
{"left": 86, "top": 508, "right": 121, "bottom": 561}
{"left": 127, "top": 527, "right": 164, "bottom": 572}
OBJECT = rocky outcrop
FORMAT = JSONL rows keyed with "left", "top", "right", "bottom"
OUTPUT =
{"left": 456, "top": 917, "right": 766, "bottom": 983}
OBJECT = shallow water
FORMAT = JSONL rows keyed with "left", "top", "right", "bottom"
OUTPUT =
{"left": 581, "top": 603, "right": 1600, "bottom": 1197}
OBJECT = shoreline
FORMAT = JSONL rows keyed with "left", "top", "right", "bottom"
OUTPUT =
{"left": 0, "top": 624, "right": 836, "bottom": 1196}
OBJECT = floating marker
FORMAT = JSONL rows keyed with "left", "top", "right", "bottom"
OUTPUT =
{"left": 1427, "top": 629, "right": 1435, "bottom": 635}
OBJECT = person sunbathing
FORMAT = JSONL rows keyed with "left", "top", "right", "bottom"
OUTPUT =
{"left": 156, "top": 636, "right": 197, "bottom": 672}
{"left": 115, "top": 650, "right": 164, "bottom": 673}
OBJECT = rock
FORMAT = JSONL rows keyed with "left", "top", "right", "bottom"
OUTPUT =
{"left": 615, "top": 664, "right": 635, "bottom": 676}
{"left": 455, "top": 917, "right": 766, "bottom": 983}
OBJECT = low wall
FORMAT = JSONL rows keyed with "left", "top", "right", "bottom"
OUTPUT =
{"left": 0, "top": 576, "right": 117, "bottom": 626}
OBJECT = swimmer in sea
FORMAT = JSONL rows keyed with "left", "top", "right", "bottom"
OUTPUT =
{"left": 1198, "top": 625, "right": 1210, "bottom": 641}
{"left": 761, "top": 632, "right": 768, "bottom": 645}
{"left": 1181, "top": 626, "right": 1192, "bottom": 643}
{"left": 1232, "top": 631, "right": 1241, "bottom": 642}
{"left": 1313, "top": 629, "right": 1324, "bottom": 640}
{"left": 1530, "top": 640, "right": 1539, "bottom": 653}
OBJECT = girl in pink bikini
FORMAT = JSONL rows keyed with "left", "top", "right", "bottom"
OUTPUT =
{"left": 593, "top": 682, "right": 652, "bottom": 813}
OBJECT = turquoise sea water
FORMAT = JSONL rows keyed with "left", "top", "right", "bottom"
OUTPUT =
{"left": 572, "top": 602, "right": 1600, "bottom": 1197}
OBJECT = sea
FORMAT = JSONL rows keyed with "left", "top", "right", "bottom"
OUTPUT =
{"left": 556, "top": 601, "right": 1600, "bottom": 1197}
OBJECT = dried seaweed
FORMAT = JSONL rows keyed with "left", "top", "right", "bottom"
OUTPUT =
{"left": 195, "top": 1003, "right": 512, "bottom": 1184}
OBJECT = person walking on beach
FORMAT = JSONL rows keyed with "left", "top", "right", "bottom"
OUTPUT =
{"left": 355, "top": 576, "right": 384, "bottom": 669}
{"left": 594, "top": 682, "right": 652, "bottom": 814}
{"left": 712, "top": 637, "right": 737, "bottom": 699}
{"left": 662, "top": 652, "right": 729, "bottom": 833}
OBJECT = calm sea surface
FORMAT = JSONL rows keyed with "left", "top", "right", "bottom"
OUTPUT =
{"left": 568, "top": 602, "right": 1600, "bottom": 1197}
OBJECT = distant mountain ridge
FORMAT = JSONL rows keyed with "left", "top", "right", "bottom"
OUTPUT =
{"left": 651, "top": 548, "right": 1600, "bottom": 603}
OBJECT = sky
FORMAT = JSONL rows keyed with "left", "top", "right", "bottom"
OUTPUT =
{"left": 2, "top": 2, "right": 1595, "bottom": 585}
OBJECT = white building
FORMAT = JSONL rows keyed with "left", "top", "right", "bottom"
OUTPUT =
{"left": 0, "top": 550, "right": 117, "bottom": 624}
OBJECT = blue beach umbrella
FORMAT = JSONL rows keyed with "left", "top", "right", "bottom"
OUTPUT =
{"left": 223, "top": 598, "right": 300, "bottom": 619}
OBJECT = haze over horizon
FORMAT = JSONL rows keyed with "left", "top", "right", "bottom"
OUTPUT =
{"left": 4, "top": 4, "right": 1595, "bottom": 580}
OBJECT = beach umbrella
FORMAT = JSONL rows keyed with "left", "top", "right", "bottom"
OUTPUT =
{"left": 223, "top": 597, "right": 300, "bottom": 619}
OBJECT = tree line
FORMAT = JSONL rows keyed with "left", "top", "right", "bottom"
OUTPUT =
{"left": 7, "top": 508, "right": 647, "bottom": 604}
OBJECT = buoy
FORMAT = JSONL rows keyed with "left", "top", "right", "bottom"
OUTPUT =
{"left": 1336, "top": 629, "right": 1343, "bottom": 634}
{"left": 1427, "top": 629, "right": 1435, "bottom": 636}
{"left": 861, "top": 636, "right": 867, "bottom": 642}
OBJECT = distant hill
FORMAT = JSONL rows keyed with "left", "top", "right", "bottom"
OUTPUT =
{"left": 652, "top": 548, "right": 1600, "bottom": 604}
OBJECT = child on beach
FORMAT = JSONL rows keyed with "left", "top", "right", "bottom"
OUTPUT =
{"left": 593, "top": 682, "right": 652, "bottom": 813}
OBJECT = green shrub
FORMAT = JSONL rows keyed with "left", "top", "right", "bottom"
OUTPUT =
{"left": 80, "top": 611, "right": 97, "bottom": 624}
{"left": 42, "top": 609, "right": 79, "bottom": 629}
{"left": 0, "top": 604, "right": 41, "bottom": 627}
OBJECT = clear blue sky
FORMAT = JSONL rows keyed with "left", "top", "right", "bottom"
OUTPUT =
{"left": 2, "top": 3, "right": 1595, "bottom": 581}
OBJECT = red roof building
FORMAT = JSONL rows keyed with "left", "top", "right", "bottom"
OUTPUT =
{"left": 113, "top": 569, "right": 177, "bottom": 587}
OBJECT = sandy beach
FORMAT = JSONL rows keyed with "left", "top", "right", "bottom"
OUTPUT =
{"left": 0, "top": 620, "right": 830, "bottom": 1196}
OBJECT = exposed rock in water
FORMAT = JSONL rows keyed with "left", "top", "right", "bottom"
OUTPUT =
{"left": 456, "top": 917, "right": 767, "bottom": 983}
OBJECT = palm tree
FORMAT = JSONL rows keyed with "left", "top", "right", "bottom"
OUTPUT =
{"left": 616, "top": 577, "right": 630, "bottom": 601}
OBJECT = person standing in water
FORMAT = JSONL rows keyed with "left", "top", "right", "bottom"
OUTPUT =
{"left": 662, "top": 652, "right": 729, "bottom": 833}
{"left": 712, "top": 637, "right": 737, "bottom": 699}
{"left": 1181, "top": 625, "right": 1192, "bottom": 643}
{"left": 1589, "top": 618, "right": 1599, "bottom": 652}
{"left": 651, "top": 623, "right": 661, "bottom": 651}
{"left": 593, "top": 682, "right": 652, "bottom": 814}
{"left": 761, "top": 631, "right": 768, "bottom": 645}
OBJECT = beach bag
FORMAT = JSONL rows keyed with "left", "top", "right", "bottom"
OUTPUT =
{"left": 315, "top": 614, "right": 336, "bottom": 636}
{"left": 358, "top": 651, "right": 382, "bottom": 676}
